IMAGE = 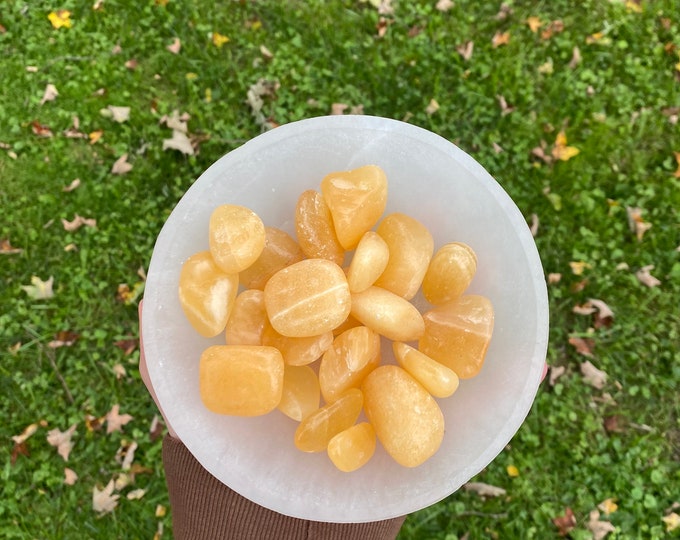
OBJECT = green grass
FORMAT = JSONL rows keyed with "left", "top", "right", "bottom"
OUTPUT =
{"left": 2, "top": 0, "right": 679, "bottom": 538}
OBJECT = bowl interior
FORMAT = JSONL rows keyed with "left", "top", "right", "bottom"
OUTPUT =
{"left": 143, "top": 115, "right": 549, "bottom": 523}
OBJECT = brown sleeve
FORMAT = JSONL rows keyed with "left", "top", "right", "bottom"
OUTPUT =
{"left": 162, "top": 435, "right": 406, "bottom": 540}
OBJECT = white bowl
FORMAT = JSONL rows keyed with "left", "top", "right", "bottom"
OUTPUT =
{"left": 142, "top": 115, "right": 549, "bottom": 523}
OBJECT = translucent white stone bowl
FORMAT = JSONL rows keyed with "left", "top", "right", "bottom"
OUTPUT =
{"left": 142, "top": 115, "right": 549, "bottom": 523}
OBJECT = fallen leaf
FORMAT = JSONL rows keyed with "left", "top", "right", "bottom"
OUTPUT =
{"left": 569, "top": 46, "right": 582, "bottom": 69}
{"left": 111, "top": 153, "right": 133, "bottom": 174}
{"left": 663, "top": 512, "right": 680, "bottom": 532}
{"left": 112, "top": 363, "right": 127, "bottom": 379}
{"left": 492, "top": 31, "right": 511, "bottom": 48}
{"left": 93, "top": 0, "right": 105, "bottom": 10}
{"left": 89, "top": 130, "right": 104, "bottom": 144}
{"left": 573, "top": 299, "right": 614, "bottom": 328}
{"left": 163, "top": 130, "right": 195, "bottom": 155}
{"left": 537, "top": 59, "right": 554, "bottom": 75}
{"left": 496, "top": 94, "right": 514, "bottom": 115}
{"left": 12, "top": 422, "right": 42, "bottom": 444}
{"left": 425, "top": 98, "right": 440, "bottom": 115}
{"left": 635, "top": 265, "right": 661, "bottom": 287}
{"left": 331, "top": 103, "right": 348, "bottom": 115}
{"left": 85, "top": 413, "right": 105, "bottom": 432}
{"left": 569, "top": 260, "right": 591, "bottom": 275}
{"left": 156, "top": 504, "right": 167, "bottom": 517}
{"left": 529, "top": 213, "right": 539, "bottom": 236}
{"left": 495, "top": 3, "right": 512, "bottom": 20}
{"left": 598, "top": 498, "right": 619, "bottom": 515}
{"left": 62, "top": 178, "right": 81, "bottom": 192}
{"left": 492, "top": 141, "right": 504, "bottom": 154}
{"left": 48, "top": 10, "right": 72, "bottom": 29}
{"left": 526, "top": 16, "right": 542, "bottom": 33}
{"left": 124, "top": 58, "right": 138, "bottom": 70}
{"left": 1, "top": 238, "right": 23, "bottom": 254}
{"left": 166, "top": 37, "right": 181, "bottom": 54}
{"left": 21, "top": 275, "right": 54, "bottom": 300}
{"left": 64, "top": 467, "right": 78, "bottom": 485}
{"left": 93, "top": 479, "right": 119, "bottom": 514}
{"left": 64, "top": 243, "right": 78, "bottom": 252}
{"left": 62, "top": 214, "right": 97, "bottom": 232}
{"left": 674, "top": 152, "right": 680, "bottom": 177}
{"left": 46, "top": 424, "right": 77, "bottom": 461}
{"left": 116, "top": 440, "right": 138, "bottom": 470}
{"left": 569, "top": 336, "right": 595, "bottom": 357}
{"left": 464, "top": 482, "right": 507, "bottom": 497}
{"left": 549, "top": 365, "right": 566, "bottom": 386}
{"left": 626, "top": 206, "right": 652, "bottom": 241}
{"left": 11, "top": 441, "right": 30, "bottom": 465}
{"left": 260, "top": 44, "right": 273, "bottom": 59}
{"left": 116, "top": 281, "right": 145, "bottom": 304}
{"left": 212, "top": 31, "right": 229, "bottom": 48}
{"left": 159, "top": 109, "right": 190, "bottom": 133}
{"left": 106, "top": 404, "right": 133, "bottom": 434}
{"left": 541, "top": 20, "right": 564, "bottom": 40}
{"left": 102, "top": 105, "right": 130, "bottom": 123}
{"left": 587, "top": 510, "right": 616, "bottom": 540}
{"left": 31, "top": 120, "right": 53, "bottom": 137}
{"left": 581, "top": 360, "right": 607, "bottom": 389}
{"left": 548, "top": 273, "right": 562, "bottom": 284}
{"left": 604, "top": 415, "right": 624, "bottom": 433}
{"left": 457, "top": 40, "right": 474, "bottom": 61}
{"left": 552, "top": 507, "right": 576, "bottom": 536}
{"left": 149, "top": 415, "right": 165, "bottom": 441}
{"left": 40, "top": 83, "right": 59, "bottom": 105}
{"left": 127, "top": 488, "right": 146, "bottom": 500}
{"left": 48, "top": 330, "right": 80, "bottom": 348}
{"left": 436, "top": 0, "right": 454, "bottom": 12}
{"left": 114, "top": 338, "right": 138, "bottom": 356}
{"left": 552, "top": 130, "right": 580, "bottom": 161}
{"left": 506, "top": 465, "right": 519, "bottom": 477}
{"left": 625, "top": 0, "right": 642, "bottom": 13}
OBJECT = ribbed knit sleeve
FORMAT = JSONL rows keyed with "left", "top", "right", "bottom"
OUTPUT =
{"left": 162, "top": 435, "right": 406, "bottom": 539}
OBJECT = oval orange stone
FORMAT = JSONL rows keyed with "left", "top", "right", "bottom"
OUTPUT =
{"left": 422, "top": 242, "right": 477, "bottom": 305}
{"left": 209, "top": 204, "right": 266, "bottom": 274}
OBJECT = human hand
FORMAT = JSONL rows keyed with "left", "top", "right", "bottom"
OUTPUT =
{"left": 138, "top": 300, "right": 178, "bottom": 439}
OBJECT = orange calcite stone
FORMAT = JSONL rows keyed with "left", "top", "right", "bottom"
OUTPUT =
{"left": 392, "top": 342, "right": 459, "bottom": 398}
{"left": 209, "top": 204, "right": 266, "bottom": 274}
{"left": 278, "top": 365, "right": 320, "bottom": 421}
{"left": 332, "top": 314, "right": 363, "bottom": 336}
{"left": 178, "top": 251, "right": 239, "bottom": 337}
{"left": 239, "top": 227, "right": 305, "bottom": 290}
{"left": 319, "top": 326, "right": 381, "bottom": 403}
{"left": 362, "top": 365, "right": 444, "bottom": 468}
{"left": 422, "top": 242, "right": 477, "bottom": 305}
{"left": 320, "top": 165, "right": 388, "bottom": 250}
{"left": 327, "top": 422, "right": 376, "bottom": 472}
{"left": 264, "top": 258, "right": 351, "bottom": 337}
{"left": 374, "top": 213, "right": 434, "bottom": 299}
{"left": 350, "top": 286, "right": 425, "bottom": 342}
{"left": 294, "top": 388, "right": 364, "bottom": 453}
{"left": 199, "top": 345, "right": 284, "bottom": 416}
{"left": 346, "top": 231, "right": 390, "bottom": 293}
{"left": 262, "top": 324, "right": 333, "bottom": 366}
{"left": 225, "top": 289, "right": 267, "bottom": 345}
{"left": 294, "top": 190, "right": 345, "bottom": 266}
{"left": 419, "top": 295, "right": 494, "bottom": 379}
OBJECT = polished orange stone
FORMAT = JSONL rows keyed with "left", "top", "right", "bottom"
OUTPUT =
{"left": 327, "top": 422, "right": 376, "bottom": 472}
{"left": 239, "top": 227, "right": 305, "bottom": 290}
{"left": 418, "top": 295, "right": 494, "bottom": 379}
{"left": 362, "top": 365, "right": 444, "bottom": 468}
{"left": 346, "top": 231, "right": 390, "bottom": 293}
{"left": 209, "top": 204, "right": 266, "bottom": 274}
{"left": 278, "top": 365, "right": 321, "bottom": 422}
{"left": 350, "top": 286, "right": 425, "bottom": 342}
{"left": 225, "top": 289, "right": 267, "bottom": 345}
{"left": 199, "top": 345, "right": 284, "bottom": 416}
{"left": 422, "top": 242, "right": 477, "bottom": 305}
{"left": 294, "top": 190, "right": 345, "bottom": 266}
{"left": 178, "top": 251, "right": 239, "bottom": 337}
{"left": 392, "top": 342, "right": 459, "bottom": 398}
{"left": 262, "top": 324, "right": 333, "bottom": 366}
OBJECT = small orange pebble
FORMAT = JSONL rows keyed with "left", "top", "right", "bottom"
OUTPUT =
{"left": 262, "top": 323, "right": 333, "bottom": 366}
{"left": 363, "top": 365, "right": 444, "bottom": 468}
{"left": 239, "top": 226, "right": 305, "bottom": 290}
{"left": 392, "top": 342, "right": 459, "bottom": 398}
{"left": 320, "top": 165, "right": 388, "bottom": 250}
{"left": 419, "top": 295, "right": 495, "bottom": 379}
{"left": 209, "top": 204, "right": 266, "bottom": 274}
{"left": 278, "top": 365, "right": 321, "bottom": 421}
{"left": 350, "top": 286, "right": 425, "bottom": 342}
{"left": 264, "top": 258, "right": 351, "bottom": 337}
{"left": 294, "top": 190, "right": 345, "bottom": 265}
{"left": 422, "top": 242, "right": 477, "bottom": 305}
{"left": 178, "top": 251, "right": 239, "bottom": 337}
{"left": 199, "top": 345, "right": 284, "bottom": 416}
{"left": 374, "top": 212, "right": 434, "bottom": 300}
{"left": 225, "top": 289, "right": 267, "bottom": 345}
{"left": 346, "top": 231, "right": 390, "bottom": 293}
{"left": 327, "top": 422, "right": 376, "bottom": 472}
{"left": 294, "top": 388, "right": 364, "bottom": 453}
{"left": 319, "top": 326, "right": 381, "bottom": 403}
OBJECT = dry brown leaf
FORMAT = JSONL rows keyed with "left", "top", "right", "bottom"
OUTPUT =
{"left": 527, "top": 16, "right": 542, "bottom": 33}
{"left": 116, "top": 440, "right": 138, "bottom": 471}
{"left": 569, "top": 336, "right": 594, "bottom": 357}
{"left": 549, "top": 365, "right": 566, "bottom": 386}
{"left": 636, "top": 265, "right": 661, "bottom": 287}
{"left": 111, "top": 153, "right": 133, "bottom": 175}
{"left": 114, "top": 338, "right": 138, "bottom": 356}
{"left": 112, "top": 363, "right": 127, "bottom": 380}
{"left": 569, "top": 46, "right": 582, "bottom": 69}
{"left": 456, "top": 40, "right": 474, "bottom": 61}
{"left": 492, "top": 31, "right": 511, "bottom": 48}
{"left": 46, "top": 424, "right": 77, "bottom": 461}
{"left": 529, "top": 213, "right": 539, "bottom": 236}
{"left": 31, "top": 120, "right": 53, "bottom": 137}
{"left": 21, "top": 275, "right": 54, "bottom": 300}
{"left": 495, "top": 3, "right": 512, "bottom": 20}
{"left": 673, "top": 152, "right": 680, "bottom": 177}
{"left": 1, "top": 238, "right": 23, "bottom": 254}
{"left": 626, "top": 206, "right": 652, "bottom": 241}
{"left": 541, "top": 20, "right": 565, "bottom": 40}
{"left": 587, "top": 510, "right": 616, "bottom": 540}
{"left": 127, "top": 488, "right": 146, "bottom": 500}
{"left": 552, "top": 507, "right": 576, "bottom": 536}
{"left": 159, "top": 110, "right": 191, "bottom": 132}
{"left": 425, "top": 98, "right": 440, "bottom": 115}
{"left": 569, "top": 260, "right": 591, "bottom": 275}
{"left": 62, "top": 178, "right": 81, "bottom": 192}
{"left": 581, "top": 360, "right": 607, "bottom": 389}
{"left": 103, "top": 105, "right": 131, "bottom": 123}
{"left": 492, "top": 141, "right": 504, "bottom": 154}
{"left": 162, "top": 129, "right": 194, "bottom": 155}
{"left": 40, "top": 83, "right": 59, "bottom": 105}
{"left": 436, "top": 0, "right": 454, "bottom": 12}
{"left": 106, "top": 404, "right": 133, "bottom": 434}
{"left": 166, "top": 37, "right": 181, "bottom": 54}
{"left": 12, "top": 421, "right": 44, "bottom": 444}
{"left": 48, "top": 330, "right": 80, "bottom": 348}
{"left": 62, "top": 214, "right": 97, "bottom": 231}
{"left": 64, "top": 467, "right": 78, "bottom": 485}
{"left": 463, "top": 482, "right": 507, "bottom": 497}
{"left": 260, "top": 44, "right": 273, "bottom": 60}
{"left": 63, "top": 117, "right": 88, "bottom": 139}
{"left": 496, "top": 94, "right": 514, "bottom": 115}
{"left": 331, "top": 103, "right": 348, "bottom": 115}
{"left": 663, "top": 512, "right": 680, "bottom": 532}
{"left": 124, "top": 58, "right": 138, "bottom": 70}
{"left": 93, "top": 479, "right": 119, "bottom": 514}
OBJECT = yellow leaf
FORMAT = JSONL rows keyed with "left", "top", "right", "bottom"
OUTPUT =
{"left": 625, "top": 1, "right": 642, "bottom": 13}
{"left": 663, "top": 512, "right": 680, "bottom": 532}
{"left": 492, "top": 31, "right": 510, "bottom": 48}
{"left": 674, "top": 152, "right": 680, "bottom": 178}
{"left": 675, "top": 61, "right": 680, "bottom": 73}
{"left": 598, "top": 498, "right": 619, "bottom": 515}
{"left": 212, "top": 31, "right": 230, "bottom": 48}
{"left": 89, "top": 130, "right": 103, "bottom": 144}
{"left": 569, "top": 261, "right": 591, "bottom": 275}
{"left": 506, "top": 465, "right": 520, "bottom": 477}
{"left": 48, "top": 10, "right": 72, "bottom": 29}
{"left": 527, "top": 16, "right": 542, "bottom": 33}
{"left": 205, "top": 88, "right": 212, "bottom": 103}
{"left": 552, "top": 130, "right": 580, "bottom": 161}
{"left": 185, "top": 72, "right": 198, "bottom": 80}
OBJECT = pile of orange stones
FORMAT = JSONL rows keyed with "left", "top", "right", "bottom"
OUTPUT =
{"left": 178, "top": 164, "right": 494, "bottom": 472}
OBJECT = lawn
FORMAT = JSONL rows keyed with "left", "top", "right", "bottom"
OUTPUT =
{"left": 1, "top": 1, "right": 679, "bottom": 538}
